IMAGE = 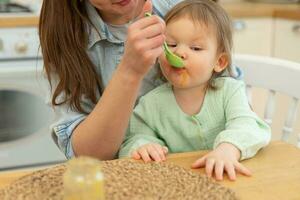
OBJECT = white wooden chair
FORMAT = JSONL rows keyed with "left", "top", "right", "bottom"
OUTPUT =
{"left": 233, "top": 54, "right": 300, "bottom": 147}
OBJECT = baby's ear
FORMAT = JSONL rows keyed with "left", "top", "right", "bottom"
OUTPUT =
{"left": 214, "top": 53, "right": 229, "bottom": 73}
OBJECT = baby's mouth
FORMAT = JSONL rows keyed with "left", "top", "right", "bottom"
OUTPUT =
{"left": 172, "top": 67, "right": 186, "bottom": 74}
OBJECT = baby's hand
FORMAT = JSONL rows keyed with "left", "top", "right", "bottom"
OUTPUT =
{"left": 191, "top": 143, "right": 251, "bottom": 181}
{"left": 131, "top": 143, "right": 168, "bottom": 163}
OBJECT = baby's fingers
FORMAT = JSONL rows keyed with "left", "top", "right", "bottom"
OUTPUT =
{"left": 214, "top": 161, "right": 225, "bottom": 181}
{"left": 235, "top": 162, "right": 252, "bottom": 177}
{"left": 163, "top": 146, "right": 168, "bottom": 154}
{"left": 205, "top": 159, "right": 216, "bottom": 178}
{"left": 191, "top": 156, "right": 206, "bottom": 169}
{"left": 131, "top": 150, "right": 141, "bottom": 160}
{"left": 152, "top": 144, "right": 168, "bottom": 161}
{"left": 224, "top": 163, "right": 236, "bottom": 181}
{"left": 138, "top": 147, "right": 152, "bottom": 163}
{"left": 148, "top": 145, "right": 163, "bottom": 162}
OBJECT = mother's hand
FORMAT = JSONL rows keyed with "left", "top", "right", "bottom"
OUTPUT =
{"left": 120, "top": 0, "right": 165, "bottom": 78}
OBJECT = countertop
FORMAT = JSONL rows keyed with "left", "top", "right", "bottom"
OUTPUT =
{"left": 222, "top": 2, "right": 300, "bottom": 20}
{"left": 0, "top": 14, "right": 39, "bottom": 27}
{"left": 0, "top": 2, "right": 299, "bottom": 27}
{"left": 1, "top": 141, "right": 300, "bottom": 199}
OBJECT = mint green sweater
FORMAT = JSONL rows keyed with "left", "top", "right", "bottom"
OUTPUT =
{"left": 118, "top": 77, "right": 271, "bottom": 160}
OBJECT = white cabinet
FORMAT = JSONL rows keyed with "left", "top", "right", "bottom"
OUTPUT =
{"left": 232, "top": 18, "right": 273, "bottom": 56}
{"left": 274, "top": 19, "right": 300, "bottom": 63}
{"left": 232, "top": 18, "right": 300, "bottom": 63}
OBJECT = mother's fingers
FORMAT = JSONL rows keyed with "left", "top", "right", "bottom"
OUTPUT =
{"left": 138, "top": 46, "right": 163, "bottom": 66}
{"left": 140, "top": 22, "right": 165, "bottom": 40}
{"left": 130, "top": 15, "right": 164, "bottom": 32}
{"left": 137, "top": 0, "right": 153, "bottom": 19}
{"left": 134, "top": 34, "right": 165, "bottom": 53}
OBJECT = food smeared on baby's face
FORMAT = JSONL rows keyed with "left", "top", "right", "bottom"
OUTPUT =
{"left": 169, "top": 66, "right": 188, "bottom": 87}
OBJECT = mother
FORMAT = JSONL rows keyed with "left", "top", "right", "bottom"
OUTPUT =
{"left": 39, "top": 0, "right": 183, "bottom": 160}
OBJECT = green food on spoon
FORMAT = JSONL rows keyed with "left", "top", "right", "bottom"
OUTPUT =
{"left": 145, "top": 12, "right": 184, "bottom": 68}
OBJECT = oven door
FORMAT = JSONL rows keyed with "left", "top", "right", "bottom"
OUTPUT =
{"left": 0, "top": 59, "right": 66, "bottom": 170}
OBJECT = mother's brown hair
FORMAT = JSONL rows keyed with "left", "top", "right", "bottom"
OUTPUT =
{"left": 39, "top": 0, "right": 102, "bottom": 113}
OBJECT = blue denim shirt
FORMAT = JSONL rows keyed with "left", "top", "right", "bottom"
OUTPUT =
{"left": 49, "top": 0, "right": 184, "bottom": 159}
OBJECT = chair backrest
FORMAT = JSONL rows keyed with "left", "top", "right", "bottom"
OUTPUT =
{"left": 233, "top": 54, "right": 300, "bottom": 147}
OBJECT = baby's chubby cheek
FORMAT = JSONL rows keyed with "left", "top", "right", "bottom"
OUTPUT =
{"left": 158, "top": 56, "right": 171, "bottom": 72}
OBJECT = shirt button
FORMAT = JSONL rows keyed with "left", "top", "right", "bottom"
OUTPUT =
{"left": 191, "top": 116, "right": 198, "bottom": 124}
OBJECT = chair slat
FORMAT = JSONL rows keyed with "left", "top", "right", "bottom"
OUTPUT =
{"left": 246, "top": 85, "right": 252, "bottom": 105}
{"left": 281, "top": 97, "right": 299, "bottom": 142}
{"left": 264, "top": 90, "right": 276, "bottom": 126}
{"left": 297, "top": 133, "right": 300, "bottom": 148}
{"left": 234, "top": 54, "right": 300, "bottom": 148}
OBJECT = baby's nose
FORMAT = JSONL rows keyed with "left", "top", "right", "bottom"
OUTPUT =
{"left": 174, "top": 45, "right": 187, "bottom": 59}
{"left": 180, "top": 54, "right": 187, "bottom": 59}
{"left": 176, "top": 51, "right": 187, "bottom": 60}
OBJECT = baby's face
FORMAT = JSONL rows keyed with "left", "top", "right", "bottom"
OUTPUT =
{"left": 159, "top": 17, "right": 223, "bottom": 89}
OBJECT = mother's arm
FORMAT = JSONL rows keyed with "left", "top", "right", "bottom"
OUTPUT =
{"left": 72, "top": 15, "right": 165, "bottom": 160}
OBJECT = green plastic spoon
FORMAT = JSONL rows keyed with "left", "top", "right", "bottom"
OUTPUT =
{"left": 145, "top": 12, "right": 184, "bottom": 68}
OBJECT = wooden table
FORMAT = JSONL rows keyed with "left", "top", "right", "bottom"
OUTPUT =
{"left": 1, "top": 141, "right": 299, "bottom": 200}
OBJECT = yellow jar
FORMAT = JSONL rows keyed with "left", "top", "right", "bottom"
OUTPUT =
{"left": 63, "top": 156, "right": 105, "bottom": 200}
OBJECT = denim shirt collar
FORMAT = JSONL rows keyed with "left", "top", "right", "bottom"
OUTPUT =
{"left": 85, "top": 0, "right": 169, "bottom": 49}
{"left": 85, "top": 1, "right": 123, "bottom": 49}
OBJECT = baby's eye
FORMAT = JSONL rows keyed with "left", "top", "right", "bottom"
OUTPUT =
{"left": 166, "top": 43, "right": 177, "bottom": 48}
{"left": 190, "top": 46, "right": 203, "bottom": 51}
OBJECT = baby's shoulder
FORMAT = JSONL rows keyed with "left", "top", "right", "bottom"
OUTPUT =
{"left": 214, "top": 77, "right": 245, "bottom": 92}
{"left": 139, "top": 83, "right": 172, "bottom": 104}
{"left": 144, "top": 83, "right": 171, "bottom": 97}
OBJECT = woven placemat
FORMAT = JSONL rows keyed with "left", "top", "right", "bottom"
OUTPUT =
{"left": 0, "top": 159, "right": 237, "bottom": 200}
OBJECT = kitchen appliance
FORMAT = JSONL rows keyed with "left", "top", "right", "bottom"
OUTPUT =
{"left": 0, "top": 14, "right": 66, "bottom": 170}
{"left": 0, "top": 0, "right": 42, "bottom": 14}
{"left": 0, "top": 2, "right": 31, "bottom": 13}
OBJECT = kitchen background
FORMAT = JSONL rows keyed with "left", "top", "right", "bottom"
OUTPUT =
{"left": 0, "top": 0, "right": 299, "bottom": 170}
